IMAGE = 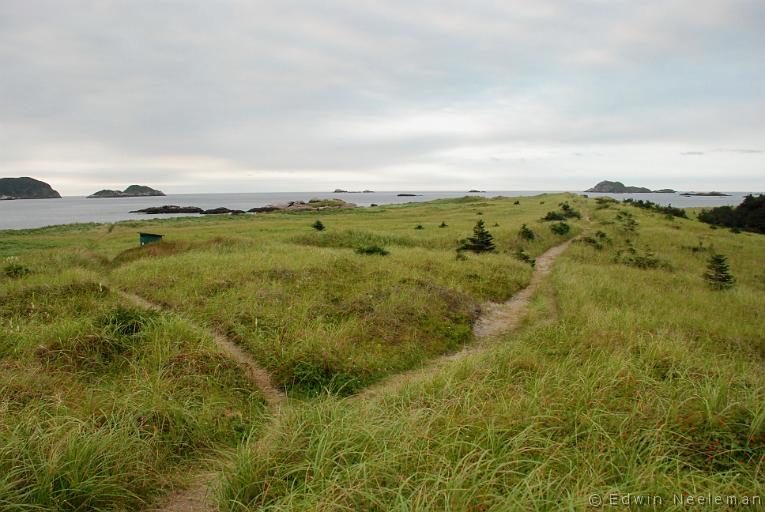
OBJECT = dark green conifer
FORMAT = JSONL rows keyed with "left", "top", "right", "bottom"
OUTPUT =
{"left": 704, "top": 253, "right": 735, "bottom": 290}
{"left": 458, "top": 219, "right": 496, "bottom": 253}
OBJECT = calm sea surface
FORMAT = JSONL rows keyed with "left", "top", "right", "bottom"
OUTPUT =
{"left": 0, "top": 191, "right": 756, "bottom": 231}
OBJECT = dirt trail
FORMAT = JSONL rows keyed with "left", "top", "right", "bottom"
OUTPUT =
{"left": 147, "top": 474, "right": 216, "bottom": 512}
{"left": 358, "top": 238, "right": 572, "bottom": 399}
{"left": 120, "top": 237, "right": 573, "bottom": 511}
{"left": 115, "top": 289, "right": 286, "bottom": 512}
{"left": 116, "top": 290, "right": 285, "bottom": 408}
{"left": 472, "top": 239, "right": 571, "bottom": 338}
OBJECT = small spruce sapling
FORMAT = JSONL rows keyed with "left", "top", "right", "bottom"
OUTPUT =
{"left": 458, "top": 219, "right": 496, "bottom": 253}
{"left": 311, "top": 220, "right": 325, "bottom": 231}
{"left": 519, "top": 223, "right": 535, "bottom": 240}
{"left": 704, "top": 253, "right": 735, "bottom": 290}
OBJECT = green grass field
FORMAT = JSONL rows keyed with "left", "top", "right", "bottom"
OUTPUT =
{"left": 2, "top": 194, "right": 763, "bottom": 510}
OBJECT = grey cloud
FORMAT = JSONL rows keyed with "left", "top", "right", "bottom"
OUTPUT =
{"left": 0, "top": 0, "right": 764, "bottom": 193}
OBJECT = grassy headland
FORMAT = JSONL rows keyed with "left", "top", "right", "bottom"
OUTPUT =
{"left": 2, "top": 193, "right": 763, "bottom": 510}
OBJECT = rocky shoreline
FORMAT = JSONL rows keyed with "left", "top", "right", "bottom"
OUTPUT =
{"left": 131, "top": 198, "right": 357, "bottom": 215}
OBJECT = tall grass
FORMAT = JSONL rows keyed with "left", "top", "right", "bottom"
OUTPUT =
{"left": 216, "top": 199, "right": 765, "bottom": 510}
{"left": 1, "top": 256, "right": 266, "bottom": 509}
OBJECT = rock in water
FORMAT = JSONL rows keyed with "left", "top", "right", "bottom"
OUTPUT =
{"left": 130, "top": 205, "right": 204, "bottom": 214}
{"left": 202, "top": 207, "right": 245, "bottom": 215}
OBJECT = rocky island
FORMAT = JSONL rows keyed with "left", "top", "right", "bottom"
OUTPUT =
{"left": 585, "top": 181, "right": 676, "bottom": 193}
{"left": 89, "top": 185, "right": 165, "bottom": 198}
{"left": 680, "top": 191, "right": 731, "bottom": 197}
{"left": 0, "top": 177, "right": 61, "bottom": 199}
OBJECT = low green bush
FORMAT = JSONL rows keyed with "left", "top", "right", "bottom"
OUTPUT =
{"left": 550, "top": 222, "right": 570, "bottom": 235}
{"left": 355, "top": 245, "right": 389, "bottom": 256}
{"left": 519, "top": 223, "right": 535, "bottom": 240}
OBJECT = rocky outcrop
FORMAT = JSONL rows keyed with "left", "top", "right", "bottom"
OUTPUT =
{"left": 202, "top": 207, "right": 245, "bottom": 215}
{"left": 132, "top": 199, "right": 357, "bottom": 216}
{"left": 130, "top": 205, "right": 204, "bottom": 214}
{"left": 248, "top": 206, "right": 282, "bottom": 213}
{"left": 680, "top": 191, "right": 730, "bottom": 196}
{"left": 397, "top": 193, "right": 421, "bottom": 197}
{"left": 89, "top": 185, "right": 165, "bottom": 198}
{"left": 0, "top": 177, "right": 61, "bottom": 199}
{"left": 249, "top": 199, "right": 357, "bottom": 213}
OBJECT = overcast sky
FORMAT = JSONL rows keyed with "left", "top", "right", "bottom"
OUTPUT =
{"left": 1, "top": 1, "right": 763, "bottom": 195}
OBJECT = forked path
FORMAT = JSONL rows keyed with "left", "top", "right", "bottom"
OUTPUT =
{"left": 359, "top": 238, "right": 572, "bottom": 399}
{"left": 114, "top": 289, "right": 286, "bottom": 512}
{"left": 119, "top": 237, "right": 572, "bottom": 511}
{"left": 117, "top": 290, "right": 285, "bottom": 408}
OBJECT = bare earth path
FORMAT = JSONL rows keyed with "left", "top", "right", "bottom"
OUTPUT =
{"left": 472, "top": 239, "right": 571, "bottom": 337}
{"left": 113, "top": 289, "right": 286, "bottom": 512}
{"left": 117, "top": 237, "right": 572, "bottom": 511}
{"left": 116, "top": 290, "right": 285, "bottom": 408}
{"left": 359, "top": 238, "right": 572, "bottom": 399}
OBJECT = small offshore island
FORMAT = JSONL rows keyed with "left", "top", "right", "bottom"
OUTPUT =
{"left": 585, "top": 180, "right": 730, "bottom": 197}
{"left": 585, "top": 180, "right": 676, "bottom": 193}
{"left": 0, "top": 177, "right": 61, "bottom": 200}
{"left": 681, "top": 191, "right": 731, "bottom": 197}
{"left": 88, "top": 185, "right": 165, "bottom": 198}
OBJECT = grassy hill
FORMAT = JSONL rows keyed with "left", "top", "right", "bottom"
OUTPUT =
{"left": 1, "top": 194, "right": 763, "bottom": 510}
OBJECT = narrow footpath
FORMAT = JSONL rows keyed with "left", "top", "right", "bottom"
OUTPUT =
{"left": 123, "top": 237, "right": 574, "bottom": 511}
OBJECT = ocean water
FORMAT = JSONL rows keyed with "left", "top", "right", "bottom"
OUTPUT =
{"left": 0, "top": 190, "right": 755, "bottom": 231}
